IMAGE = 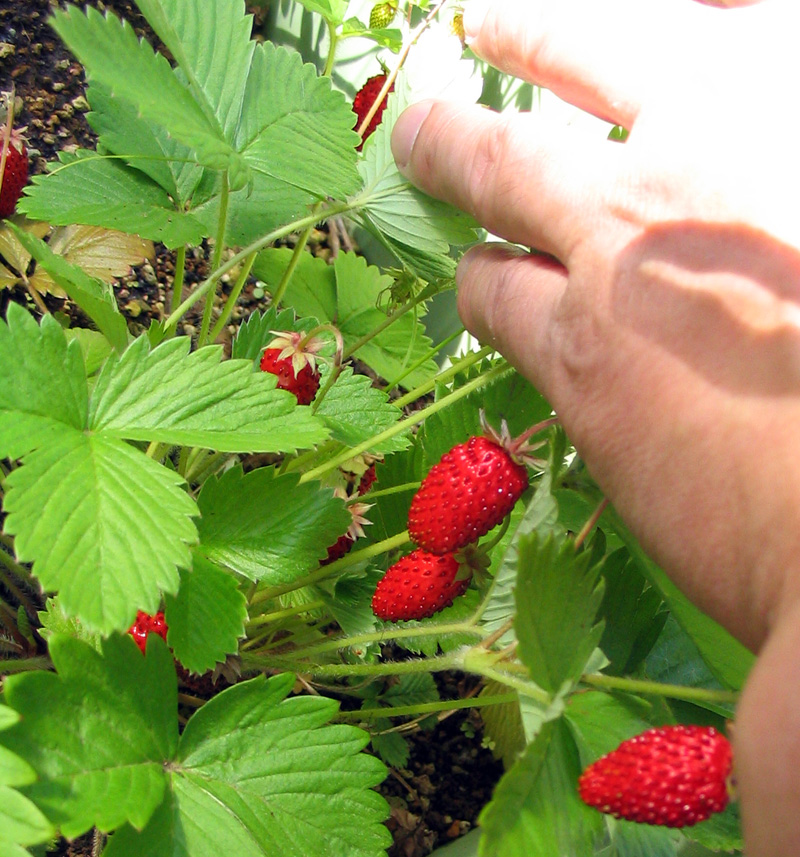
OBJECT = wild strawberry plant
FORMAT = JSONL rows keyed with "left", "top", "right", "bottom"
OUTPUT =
{"left": 0, "top": 1, "right": 752, "bottom": 856}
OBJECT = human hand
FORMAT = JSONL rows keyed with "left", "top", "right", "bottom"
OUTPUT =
{"left": 391, "top": 1, "right": 800, "bottom": 852}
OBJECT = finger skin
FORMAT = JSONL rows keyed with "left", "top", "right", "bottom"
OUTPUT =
{"left": 392, "top": 100, "right": 614, "bottom": 260}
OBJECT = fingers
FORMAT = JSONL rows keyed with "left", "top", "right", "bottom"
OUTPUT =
{"left": 455, "top": 243, "right": 569, "bottom": 401}
{"left": 392, "top": 100, "right": 615, "bottom": 262}
{"left": 462, "top": 0, "right": 711, "bottom": 128}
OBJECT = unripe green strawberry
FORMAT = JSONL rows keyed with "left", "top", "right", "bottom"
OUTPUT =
{"left": 369, "top": 1, "right": 397, "bottom": 29}
{"left": 372, "top": 549, "right": 471, "bottom": 621}
{"left": 408, "top": 434, "right": 529, "bottom": 554}
{"left": 578, "top": 725, "right": 733, "bottom": 828}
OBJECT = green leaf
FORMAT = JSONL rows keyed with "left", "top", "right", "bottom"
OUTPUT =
{"left": 564, "top": 690, "right": 654, "bottom": 766}
{"left": 7, "top": 222, "right": 129, "bottom": 352}
{"left": 606, "top": 818, "right": 682, "bottom": 857}
{"left": 597, "top": 547, "right": 668, "bottom": 676}
{"left": 419, "top": 363, "right": 554, "bottom": 470}
{"left": 37, "top": 596, "right": 102, "bottom": 650}
{"left": 356, "top": 92, "right": 478, "bottom": 276}
{"left": 479, "top": 475, "right": 559, "bottom": 648}
{"left": 0, "top": 635, "right": 178, "bottom": 838}
{"left": 334, "top": 251, "right": 438, "bottom": 388}
{"left": 292, "top": 0, "right": 350, "bottom": 26}
{"left": 0, "top": 304, "right": 87, "bottom": 459}
{"left": 0, "top": 786, "right": 54, "bottom": 853}
{"left": 315, "top": 366, "right": 410, "bottom": 453}
{"left": 3, "top": 432, "right": 197, "bottom": 634}
{"left": 88, "top": 336, "right": 329, "bottom": 452}
{"left": 133, "top": 0, "right": 255, "bottom": 141}
{"left": 254, "top": 249, "right": 438, "bottom": 388}
{"left": 369, "top": 721, "right": 410, "bottom": 768}
{"left": 513, "top": 533, "right": 605, "bottom": 694}
{"left": 164, "top": 555, "right": 247, "bottom": 674}
{"left": 63, "top": 328, "right": 114, "bottom": 376}
{"left": 87, "top": 83, "right": 205, "bottom": 205}
{"left": 252, "top": 248, "right": 337, "bottom": 323}
{"left": 236, "top": 42, "right": 361, "bottom": 201}
{"left": 231, "top": 306, "right": 316, "bottom": 362}
{"left": 683, "top": 803, "right": 743, "bottom": 853}
{"left": 479, "top": 680, "right": 526, "bottom": 769}
{"left": 105, "top": 673, "right": 391, "bottom": 857}
{"left": 478, "top": 719, "right": 602, "bottom": 857}
{"left": 19, "top": 150, "right": 206, "bottom": 248}
{"left": 196, "top": 466, "right": 351, "bottom": 583}
{"left": 50, "top": 6, "right": 239, "bottom": 174}
{"left": 604, "top": 506, "right": 754, "bottom": 691}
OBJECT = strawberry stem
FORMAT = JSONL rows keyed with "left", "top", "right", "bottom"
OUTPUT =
{"left": 581, "top": 673, "right": 739, "bottom": 706}
{"left": 392, "top": 344, "right": 495, "bottom": 409}
{"left": 574, "top": 496, "right": 610, "bottom": 550}
{"left": 383, "top": 327, "right": 466, "bottom": 393}
{"left": 338, "top": 692, "right": 518, "bottom": 721}
{"left": 299, "top": 361, "right": 513, "bottom": 484}
{"left": 198, "top": 171, "right": 230, "bottom": 348}
{"left": 208, "top": 249, "right": 257, "bottom": 343}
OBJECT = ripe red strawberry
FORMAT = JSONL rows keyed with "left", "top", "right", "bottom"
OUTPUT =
{"left": 369, "top": 1, "right": 397, "bottom": 29}
{"left": 578, "top": 725, "right": 733, "bottom": 828}
{"left": 320, "top": 493, "right": 372, "bottom": 566}
{"left": 0, "top": 133, "right": 28, "bottom": 219}
{"left": 260, "top": 330, "right": 324, "bottom": 405}
{"left": 128, "top": 610, "right": 168, "bottom": 653}
{"left": 353, "top": 73, "right": 394, "bottom": 150}
{"left": 372, "top": 549, "right": 471, "bottom": 621}
{"left": 408, "top": 433, "right": 529, "bottom": 555}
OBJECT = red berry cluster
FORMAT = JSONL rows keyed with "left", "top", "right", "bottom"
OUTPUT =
{"left": 372, "top": 426, "right": 531, "bottom": 622}
{"left": 128, "top": 610, "right": 168, "bottom": 653}
{"left": 578, "top": 724, "right": 733, "bottom": 828}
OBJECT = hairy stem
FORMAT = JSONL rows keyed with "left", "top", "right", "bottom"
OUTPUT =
{"left": 198, "top": 172, "right": 230, "bottom": 347}
{"left": 340, "top": 692, "right": 518, "bottom": 721}
{"left": 581, "top": 673, "right": 740, "bottom": 706}
{"left": 208, "top": 250, "right": 257, "bottom": 343}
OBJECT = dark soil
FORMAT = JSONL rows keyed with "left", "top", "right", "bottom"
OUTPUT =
{"left": 0, "top": 3, "right": 505, "bottom": 855}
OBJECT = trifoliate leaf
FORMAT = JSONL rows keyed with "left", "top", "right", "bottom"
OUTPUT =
{"left": 315, "top": 366, "right": 410, "bottom": 453}
{"left": 19, "top": 150, "right": 206, "bottom": 248}
{"left": 236, "top": 42, "right": 360, "bottom": 201}
{"left": 87, "top": 82, "right": 205, "bottom": 205}
{"left": 3, "top": 431, "right": 197, "bottom": 634}
{"left": 513, "top": 533, "right": 605, "bottom": 695}
{"left": 50, "top": 6, "right": 237, "bottom": 173}
{"left": 196, "top": 466, "right": 351, "bottom": 584}
{"left": 0, "top": 635, "right": 178, "bottom": 838}
{"left": 164, "top": 555, "right": 247, "bottom": 674}
{"left": 88, "top": 336, "right": 328, "bottom": 452}
{"left": 63, "top": 328, "right": 114, "bottom": 376}
{"left": 103, "top": 672, "right": 391, "bottom": 857}
{"left": 133, "top": 0, "right": 255, "bottom": 141}
{"left": 478, "top": 719, "right": 602, "bottom": 857}
{"left": 7, "top": 222, "right": 130, "bottom": 353}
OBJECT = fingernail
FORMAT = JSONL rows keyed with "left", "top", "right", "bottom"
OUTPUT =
{"left": 462, "top": 0, "right": 491, "bottom": 42}
{"left": 391, "top": 100, "right": 434, "bottom": 171}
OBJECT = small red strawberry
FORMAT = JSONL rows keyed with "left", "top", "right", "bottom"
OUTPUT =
{"left": 369, "top": 1, "right": 397, "bottom": 29}
{"left": 320, "top": 491, "right": 372, "bottom": 566}
{"left": 408, "top": 423, "right": 535, "bottom": 555}
{"left": 260, "top": 330, "right": 324, "bottom": 405}
{"left": 371, "top": 548, "right": 472, "bottom": 621}
{"left": 353, "top": 73, "right": 394, "bottom": 150}
{"left": 578, "top": 725, "right": 733, "bottom": 828}
{"left": 128, "top": 610, "right": 168, "bottom": 653}
{"left": 0, "top": 130, "right": 28, "bottom": 219}
{"left": 358, "top": 462, "right": 378, "bottom": 495}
